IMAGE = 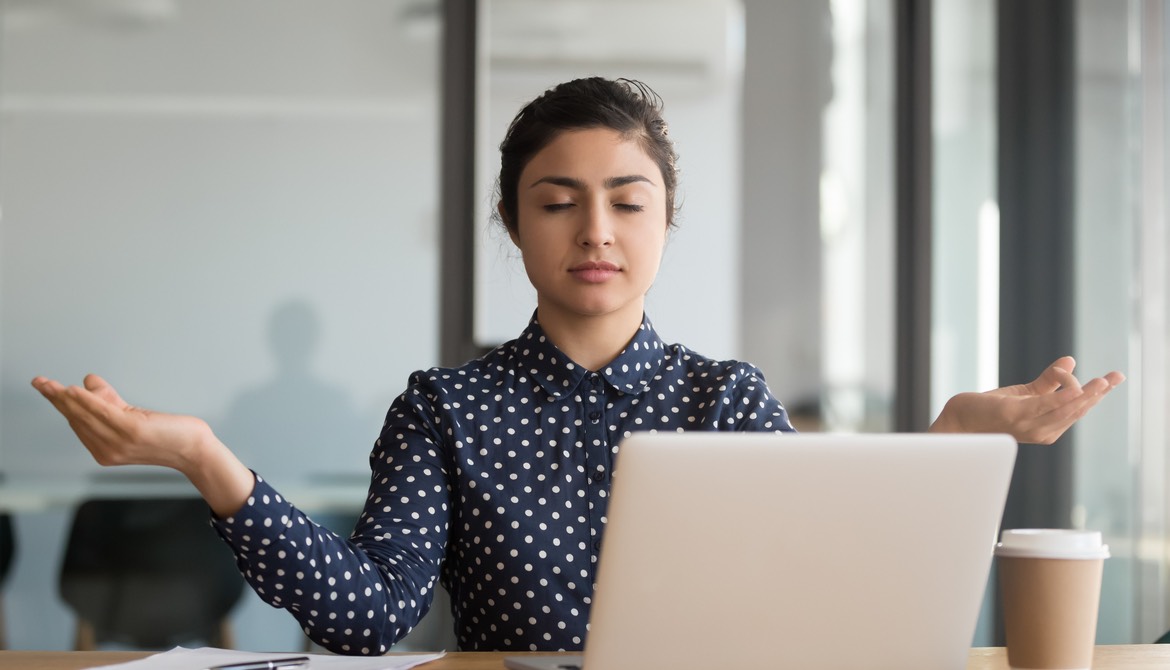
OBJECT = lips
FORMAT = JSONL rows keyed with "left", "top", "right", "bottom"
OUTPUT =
{"left": 569, "top": 260, "right": 621, "bottom": 283}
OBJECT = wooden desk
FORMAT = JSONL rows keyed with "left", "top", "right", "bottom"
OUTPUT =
{"left": 0, "top": 646, "right": 1169, "bottom": 669}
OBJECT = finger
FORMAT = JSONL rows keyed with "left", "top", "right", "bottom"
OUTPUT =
{"left": 1022, "top": 368, "right": 1123, "bottom": 408}
{"left": 39, "top": 389, "right": 111, "bottom": 449}
{"left": 66, "top": 391, "right": 126, "bottom": 437}
{"left": 33, "top": 379, "right": 89, "bottom": 420}
{"left": 1008, "top": 380, "right": 1088, "bottom": 420}
{"left": 1042, "top": 360, "right": 1082, "bottom": 394}
{"left": 31, "top": 376, "right": 67, "bottom": 398}
{"left": 1025, "top": 382, "right": 1112, "bottom": 438}
{"left": 32, "top": 378, "right": 109, "bottom": 423}
{"left": 1019, "top": 359, "right": 1077, "bottom": 396}
{"left": 83, "top": 374, "right": 127, "bottom": 406}
{"left": 39, "top": 384, "right": 123, "bottom": 445}
{"left": 1081, "top": 376, "right": 1114, "bottom": 396}
{"left": 62, "top": 383, "right": 127, "bottom": 430}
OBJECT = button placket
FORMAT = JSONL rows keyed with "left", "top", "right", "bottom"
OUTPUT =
{"left": 583, "top": 374, "right": 610, "bottom": 575}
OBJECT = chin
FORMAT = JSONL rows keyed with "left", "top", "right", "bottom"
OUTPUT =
{"left": 574, "top": 301, "right": 641, "bottom": 319}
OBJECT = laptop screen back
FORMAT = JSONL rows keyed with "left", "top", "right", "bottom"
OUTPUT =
{"left": 581, "top": 432, "right": 1017, "bottom": 670}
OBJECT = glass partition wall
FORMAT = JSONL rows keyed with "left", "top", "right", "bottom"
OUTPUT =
{"left": 1073, "top": 0, "right": 1167, "bottom": 645}
{"left": 0, "top": 0, "right": 442, "bottom": 651}
{"left": 935, "top": 0, "right": 1170, "bottom": 646}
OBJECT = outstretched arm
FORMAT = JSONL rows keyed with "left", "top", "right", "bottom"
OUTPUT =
{"left": 30, "top": 374, "right": 254, "bottom": 517}
{"left": 34, "top": 372, "right": 453, "bottom": 655}
{"left": 929, "top": 356, "right": 1125, "bottom": 445}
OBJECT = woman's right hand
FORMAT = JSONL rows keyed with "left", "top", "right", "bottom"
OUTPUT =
{"left": 32, "top": 374, "right": 212, "bottom": 470}
{"left": 31, "top": 374, "right": 255, "bottom": 517}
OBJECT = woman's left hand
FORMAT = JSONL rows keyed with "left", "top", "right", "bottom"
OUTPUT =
{"left": 929, "top": 356, "right": 1125, "bottom": 444}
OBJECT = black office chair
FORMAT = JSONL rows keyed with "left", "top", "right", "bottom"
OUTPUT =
{"left": 58, "top": 498, "right": 245, "bottom": 650}
{"left": 0, "top": 514, "right": 15, "bottom": 649}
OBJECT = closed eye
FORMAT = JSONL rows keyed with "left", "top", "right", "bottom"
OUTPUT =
{"left": 614, "top": 204, "right": 644, "bottom": 212}
{"left": 543, "top": 203, "right": 575, "bottom": 212}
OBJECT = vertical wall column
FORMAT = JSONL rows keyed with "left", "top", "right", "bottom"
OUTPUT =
{"left": 439, "top": 0, "right": 480, "bottom": 367}
{"left": 893, "top": 0, "right": 933, "bottom": 432}
{"left": 996, "top": 0, "right": 1077, "bottom": 532}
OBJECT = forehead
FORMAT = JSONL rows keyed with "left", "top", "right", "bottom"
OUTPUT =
{"left": 520, "top": 128, "right": 661, "bottom": 185}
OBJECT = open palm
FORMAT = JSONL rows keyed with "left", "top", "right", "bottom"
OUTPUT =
{"left": 932, "top": 356, "right": 1125, "bottom": 444}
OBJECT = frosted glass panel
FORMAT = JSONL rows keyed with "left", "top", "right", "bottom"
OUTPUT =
{"left": 0, "top": 1, "right": 441, "bottom": 481}
{"left": 0, "top": 0, "right": 443, "bottom": 653}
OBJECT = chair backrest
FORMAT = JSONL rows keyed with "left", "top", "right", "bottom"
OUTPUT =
{"left": 0, "top": 514, "right": 14, "bottom": 585}
{"left": 0, "top": 513, "right": 15, "bottom": 650}
{"left": 58, "top": 498, "right": 245, "bottom": 649}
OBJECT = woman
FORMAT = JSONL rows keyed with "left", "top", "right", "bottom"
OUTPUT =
{"left": 31, "top": 77, "right": 1124, "bottom": 654}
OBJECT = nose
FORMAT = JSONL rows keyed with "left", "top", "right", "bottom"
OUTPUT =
{"left": 577, "top": 202, "right": 614, "bottom": 248}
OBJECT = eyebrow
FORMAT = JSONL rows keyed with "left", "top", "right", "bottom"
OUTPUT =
{"left": 528, "top": 175, "right": 655, "bottom": 189}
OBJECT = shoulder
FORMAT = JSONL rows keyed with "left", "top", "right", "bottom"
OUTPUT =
{"left": 659, "top": 341, "right": 770, "bottom": 385}
{"left": 402, "top": 338, "right": 526, "bottom": 398}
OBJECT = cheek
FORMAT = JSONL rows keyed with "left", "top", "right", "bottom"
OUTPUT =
{"left": 516, "top": 229, "right": 559, "bottom": 271}
{"left": 639, "top": 224, "right": 668, "bottom": 253}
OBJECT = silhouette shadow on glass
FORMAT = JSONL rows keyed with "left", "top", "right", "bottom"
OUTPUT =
{"left": 218, "top": 299, "right": 368, "bottom": 481}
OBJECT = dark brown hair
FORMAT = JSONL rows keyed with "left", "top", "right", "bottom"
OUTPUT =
{"left": 495, "top": 77, "right": 680, "bottom": 234}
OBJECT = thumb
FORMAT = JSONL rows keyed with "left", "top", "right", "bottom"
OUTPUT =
{"left": 1031, "top": 356, "right": 1080, "bottom": 394}
{"left": 1051, "top": 355, "right": 1077, "bottom": 375}
{"left": 83, "top": 374, "right": 127, "bottom": 406}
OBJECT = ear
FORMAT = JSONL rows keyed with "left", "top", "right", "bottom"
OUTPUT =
{"left": 500, "top": 202, "right": 521, "bottom": 247}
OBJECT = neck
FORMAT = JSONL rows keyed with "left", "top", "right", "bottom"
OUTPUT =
{"left": 535, "top": 302, "right": 644, "bottom": 372}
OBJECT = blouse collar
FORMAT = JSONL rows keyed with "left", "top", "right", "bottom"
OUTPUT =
{"left": 510, "top": 312, "right": 667, "bottom": 399}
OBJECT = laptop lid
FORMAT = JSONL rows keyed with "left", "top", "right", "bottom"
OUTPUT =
{"left": 568, "top": 432, "right": 1017, "bottom": 670}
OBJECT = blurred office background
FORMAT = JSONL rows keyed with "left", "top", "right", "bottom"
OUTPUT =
{"left": 0, "top": 0, "right": 1163, "bottom": 651}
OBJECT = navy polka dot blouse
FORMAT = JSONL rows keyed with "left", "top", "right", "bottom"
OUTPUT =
{"left": 211, "top": 314, "right": 794, "bottom": 654}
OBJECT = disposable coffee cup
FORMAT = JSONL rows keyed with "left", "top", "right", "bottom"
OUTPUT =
{"left": 995, "top": 529, "right": 1109, "bottom": 670}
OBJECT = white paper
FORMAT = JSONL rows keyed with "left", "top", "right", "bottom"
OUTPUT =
{"left": 83, "top": 646, "right": 446, "bottom": 670}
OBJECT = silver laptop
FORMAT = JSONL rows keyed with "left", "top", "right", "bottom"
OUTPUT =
{"left": 504, "top": 432, "right": 1017, "bottom": 670}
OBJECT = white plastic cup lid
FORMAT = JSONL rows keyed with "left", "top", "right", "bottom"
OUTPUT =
{"left": 995, "top": 528, "right": 1110, "bottom": 560}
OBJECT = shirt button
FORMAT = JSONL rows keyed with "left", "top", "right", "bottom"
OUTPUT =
{"left": 592, "top": 471, "right": 605, "bottom": 483}
{"left": 590, "top": 375, "right": 601, "bottom": 386}
{"left": 589, "top": 411, "right": 601, "bottom": 423}
{"left": 593, "top": 539, "right": 603, "bottom": 551}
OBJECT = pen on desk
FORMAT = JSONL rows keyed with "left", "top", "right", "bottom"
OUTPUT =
{"left": 205, "top": 655, "right": 310, "bottom": 670}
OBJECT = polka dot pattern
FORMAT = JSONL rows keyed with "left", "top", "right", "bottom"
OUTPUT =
{"left": 211, "top": 314, "right": 793, "bottom": 655}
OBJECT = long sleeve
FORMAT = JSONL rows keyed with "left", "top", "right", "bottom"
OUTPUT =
{"left": 211, "top": 383, "right": 454, "bottom": 655}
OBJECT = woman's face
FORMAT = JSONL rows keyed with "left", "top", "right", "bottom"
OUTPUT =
{"left": 508, "top": 127, "right": 669, "bottom": 327}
